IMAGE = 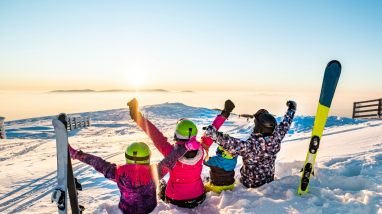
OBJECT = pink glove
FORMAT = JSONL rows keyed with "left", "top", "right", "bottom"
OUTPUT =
{"left": 184, "top": 136, "right": 201, "bottom": 151}
{"left": 68, "top": 143, "right": 78, "bottom": 160}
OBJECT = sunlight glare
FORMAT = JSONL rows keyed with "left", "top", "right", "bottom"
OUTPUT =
{"left": 127, "top": 70, "right": 146, "bottom": 91}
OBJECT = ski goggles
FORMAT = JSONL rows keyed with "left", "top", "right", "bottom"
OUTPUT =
{"left": 125, "top": 151, "right": 151, "bottom": 162}
{"left": 217, "top": 146, "right": 233, "bottom": 159}
{"left": 174, "top": 130, "right": 193, "bottom": 141}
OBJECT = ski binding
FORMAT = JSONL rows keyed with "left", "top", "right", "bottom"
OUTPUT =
{"left": 51, "top": 188, "right": 66, "bottom": 211}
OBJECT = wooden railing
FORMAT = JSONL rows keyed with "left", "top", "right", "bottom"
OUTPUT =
{"left": 239, "top": 114, "right": 254, "bottom": 119}
{"left": 0, "top": 117, "right": 6, "bottom": 139}
{"left": 67, "top": 116, "right": 91, "bottom": 131}
{"left": 352, "top": 99, "right": 382, "bottom": 119}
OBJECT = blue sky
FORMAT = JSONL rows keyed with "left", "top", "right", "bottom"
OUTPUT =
{"left": 1, "top": 0, "right": 382, "bottom": 93}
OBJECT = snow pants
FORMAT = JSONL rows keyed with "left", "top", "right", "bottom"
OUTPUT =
{"left": 158, "top": 179, "right": 206, "bottom": 208}
{"left": 204, "top": 181, "right": 235, "bottom": 194}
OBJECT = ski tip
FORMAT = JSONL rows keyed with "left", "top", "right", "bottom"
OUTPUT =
{"left": 57, "top": 113, "right": 67, "bottom": 121}
{"left": 327, "top": 60, "right": 341, "bottom": 68}
{"left": 57, "top": 113, "right": 68, "bottom": 129}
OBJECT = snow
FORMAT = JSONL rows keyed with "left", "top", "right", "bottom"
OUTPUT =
{"left": 1, "top": 103, "right": 382, "bottom": 213}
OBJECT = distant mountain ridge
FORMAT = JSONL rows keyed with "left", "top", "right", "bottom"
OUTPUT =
{"left": 50, "top": 89, "right": 97, "bottom": 93}
{"left": 49, "top": 89, "right": 171, "bottom": 93}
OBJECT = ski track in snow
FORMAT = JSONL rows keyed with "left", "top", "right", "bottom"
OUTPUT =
{"left": 0, "top": 152, "right": 121, "bottom": 213}
{"left": 1, "top": 103, "right": 382, "bottom": 214}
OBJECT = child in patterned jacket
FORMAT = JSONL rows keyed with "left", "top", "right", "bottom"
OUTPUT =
{"left": 205, "top": 101, "right": 297, "bottom": 188}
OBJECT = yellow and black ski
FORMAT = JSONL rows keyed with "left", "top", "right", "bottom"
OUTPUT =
{"left": 297, "top": 60, "right": 342, "bottom": 194}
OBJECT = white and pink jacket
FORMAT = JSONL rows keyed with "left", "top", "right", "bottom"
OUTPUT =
{"left": 135, "top": 115, "right": 225, "bottom": 200}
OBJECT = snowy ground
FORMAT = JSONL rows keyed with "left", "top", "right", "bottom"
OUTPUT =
{"left": 1, "top": 103, "right": 382, "bottom": 214}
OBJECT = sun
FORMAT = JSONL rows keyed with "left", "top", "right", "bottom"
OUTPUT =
{"left": 127, "top": 70, "right": 146, "bottom": 91}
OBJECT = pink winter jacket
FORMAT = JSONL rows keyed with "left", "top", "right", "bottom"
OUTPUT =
{"left": 135, "top": 115, "right": 226, "bottom": 200}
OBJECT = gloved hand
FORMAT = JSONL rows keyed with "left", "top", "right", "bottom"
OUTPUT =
{"left": 68, "top": 143, "right": 78, "bottom": 160}
{"left": 286, "top": 100, "right": 297, "bottom": 111}
{"left": 204, "top": 125, "right": 221, "bottom": 141}
{"left": 221, "top": 99, "right": 235, "bottom": 118}
{"left": 201, "top": 132, "right": 214, "bottom": 148}
{"left": 127, "top": 98, "right": 143, "bottom": 121}
{"left": 184, "top": 136, "right": 201, "bottom": 151}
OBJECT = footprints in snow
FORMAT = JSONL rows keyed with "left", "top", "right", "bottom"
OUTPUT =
{"left": 274, "top": 151, "right": 382, "bottom": 194}
{"left": 317, "top": 153, "right": 382, "bottom": 192}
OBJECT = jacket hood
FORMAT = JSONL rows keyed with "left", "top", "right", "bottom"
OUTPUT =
{"left": 178, "top": 146, "right": 203, "bottom": 165}
{"left": 205, "top": 148, "right": 238, "bottom": 171}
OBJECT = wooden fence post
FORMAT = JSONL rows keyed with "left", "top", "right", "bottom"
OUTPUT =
{"left": 70, "top": 117, "right": 74, "bottom": 131}
{"left": 67, "top": 117, "right": 70, "bottom": 131}
{"left": 378, "top": 99, "right": 382, "bottom": 119}
{"left": 74, "top": 117, "right": 78, "bottom": 129}
{"left": 0, "top": 117, "right": 6, "bottom": 139}
{"left": 77, "top": 117, "right": 81, "bottom": 129}
{"left": 78, "top": 117, "right": 81, "bottom": 129}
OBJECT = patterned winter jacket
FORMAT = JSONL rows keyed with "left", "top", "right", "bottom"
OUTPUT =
{"left": 74, "top": 145, "right": 187, "bottom": 214}
{"left": 214, "top": 109, "right": 295, "bottom": 188}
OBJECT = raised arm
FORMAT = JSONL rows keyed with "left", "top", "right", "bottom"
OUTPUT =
{"left": 201, "top": 100, "right": 234, "bottom": 149}
{"left": 127, "top": 98, "right": 174, "bottom": 157}
{"left": 211, "top": 128, "right": 284, "bottom": 157}
{"left": 253, "top": 101, "right": 296, "bottom": 155}
{"left": 156, "top": 145, "right": 188, "bottom": 180}
{"left": 201, "top": 114, "right": 226, "bottom": 149}
{"left": 213, "top": 132, "right": 251, "bottom": 157}
{"left": 69, "top": 144, "right": 117, "bottom": 181}
{"left": 272, "top": 108, "right": 296, "bottom": 142}
{"left": 135, "top": 117, "right": 174, "bottom": 157}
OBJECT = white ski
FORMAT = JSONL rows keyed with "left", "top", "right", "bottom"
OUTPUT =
{"left": 52, "top": 114, "right": 69, "bottom": 214}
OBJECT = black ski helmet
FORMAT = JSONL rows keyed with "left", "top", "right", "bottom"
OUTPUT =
{"left": 253, "top": 109, "right": 277, "bottom": 137}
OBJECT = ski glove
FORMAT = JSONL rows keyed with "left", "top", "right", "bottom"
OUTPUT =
{"left": 68, "top": 143, "right": 78, "bottom": 160}
{"left": 204, "top": 125, "right": 222, "bottom": 141}
{"left": 201, "top": 132, "right": 214, "bottom": 148}
{"left": 184, "top": 136, "right": 201, "bottom": 151}
{"left": 286, "top": 100, "right": 297, "bottom": 111}
{"left": 127, "top": 98, "right": 143, "bottom": 121}
{"left": 221, "top": 99, "right": 235, "bottom": 118}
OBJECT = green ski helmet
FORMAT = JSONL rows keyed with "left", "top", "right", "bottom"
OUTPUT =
{"left": 125, "top": 142, "right": 151, "bottom": 165}
{"left": 174, "top": 118, "right": 198, "bottom": 141}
